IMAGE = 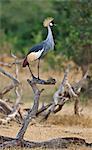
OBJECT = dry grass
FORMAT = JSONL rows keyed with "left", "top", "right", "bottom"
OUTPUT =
{"left": 47, "top": 114, "right": 92, "bottom": 128}
{"left": 0, "top": 103, "right": 92, "bottom": 143}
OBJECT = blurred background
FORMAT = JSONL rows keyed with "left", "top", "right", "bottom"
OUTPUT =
{"left": 0, "top": 1, "right": 92, "bottom": 144}
{"left": 0, "top": 0, "right": 92, "bottom": 101}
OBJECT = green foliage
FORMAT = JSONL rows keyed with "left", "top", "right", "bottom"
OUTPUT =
{"left": 0, "top": 0, "right": 92, "bottom": 70}
{"left": 44, "top": 51, "right": 68, "bottom": 71}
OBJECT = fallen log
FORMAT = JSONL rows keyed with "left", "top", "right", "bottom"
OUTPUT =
{"left": 0, "top": 135, "right": 92, "bottom": 149}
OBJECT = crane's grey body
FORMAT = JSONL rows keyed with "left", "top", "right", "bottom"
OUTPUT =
{"left": 27, "top": 25, "right": 54, "bottom": 60}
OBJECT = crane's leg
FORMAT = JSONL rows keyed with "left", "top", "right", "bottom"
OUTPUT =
{"left": 37, "top": 59, "right": 40, "bottom": 79}
{"left": 27, "top": 64, "right": 34, "bottom": 78}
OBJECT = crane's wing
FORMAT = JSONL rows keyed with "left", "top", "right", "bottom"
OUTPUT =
{"left": 27, "top": 42, "right": 44, "bottom": 61}
{"left": 28, "top": 42, "right": 44, "bottom": 53}
{"left": 23, "top": 42, "right": 44, "bottom": 67}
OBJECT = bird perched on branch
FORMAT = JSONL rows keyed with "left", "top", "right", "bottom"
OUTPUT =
{"left": 23, "top": 17, "right": 55, "bottom": 79}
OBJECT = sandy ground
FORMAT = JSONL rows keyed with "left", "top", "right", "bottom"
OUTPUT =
{"left": 0, "top": 103, "right": 92, "bottom": 150}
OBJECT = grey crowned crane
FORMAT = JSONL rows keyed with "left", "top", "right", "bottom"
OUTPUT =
{"left": 23, "top": 17, "right": 55, "bottom": 79}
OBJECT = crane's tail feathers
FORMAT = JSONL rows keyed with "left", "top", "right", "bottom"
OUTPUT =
{"left": 23, "top": 57, "right": 29, "bottom": 67}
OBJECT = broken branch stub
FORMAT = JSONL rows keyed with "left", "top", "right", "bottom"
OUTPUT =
{"left": 0, "top": 67, "right": 19, "bottom": 85}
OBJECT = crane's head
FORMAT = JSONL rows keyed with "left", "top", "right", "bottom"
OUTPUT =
{"left": 43, "top": 17, "right": 54, "bottom": 27}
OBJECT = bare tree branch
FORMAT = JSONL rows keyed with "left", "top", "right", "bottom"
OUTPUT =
{"left": 16, "top": 79, "right": 44, "bottom": 140}
{"left": 39, "top": 69, "right": 89, "bottom": 120}
{"left": 72, "top": 70, "right": 89, "bottom": 94}
{"left": 0, "top": 54, "right": 22, "bottom": 123}
{"left": 0, "top": 83, "right": 17, "bottom": 99}
{"left": 6, "top": 53, "right": 22, "bottom": 123}
{"left": 0, "top": 62, "right": 11, "bottom": 67}
{"left": 0, "top": 67, "right": 19, "bottom": 84}
{"left": 0, "top": 99, "right": 12, "bottom": 115}
{"left": 0, "top": 60, "right": 23, "bottom": 68}
{"left": 53, "top": 66, "right": 69, "bottom": 105}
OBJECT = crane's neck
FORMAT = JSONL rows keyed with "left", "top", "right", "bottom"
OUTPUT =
{"left": 46, "top": 26, "right": 54, "bottom": 42}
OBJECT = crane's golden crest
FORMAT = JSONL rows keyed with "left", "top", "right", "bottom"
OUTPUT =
{"left": 43, "top": 17, "right": 54, "bottom": 27}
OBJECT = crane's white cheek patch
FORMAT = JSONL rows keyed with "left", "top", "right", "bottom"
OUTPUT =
{"left": 27, "top": 49, "right": 44, "bottom": 62}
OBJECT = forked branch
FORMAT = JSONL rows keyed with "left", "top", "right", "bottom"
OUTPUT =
{"left": 39, "top": 68, "right": 89, "bottom": 120}
{"left": 16, "top": 79, "right": 44, "bottom": 140}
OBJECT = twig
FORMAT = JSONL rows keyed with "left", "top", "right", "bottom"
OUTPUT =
{"left": 0, "top": 62, "right": 11, "bottom": 67}
{"left": 0, "top": 60, "right": 23, "bottom": 68}
{"left": 0, "top": 83, "right": 17, "bottom": 99}
{"left": 0, "top": 67, "right": 19, "bottom": 84}
{"left": 0, "top": 99, "right": 12, "bottom": 115}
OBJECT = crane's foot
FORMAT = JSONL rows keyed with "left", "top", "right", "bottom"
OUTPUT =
{"left": 37, "top": 77, "right": 40, "bottom": 80}
{"left": 30, "top": 76, "right": 56, "bottom": 85}
{"left": 32, "top": 75, "right": 41, "bottom": 81}
{"left": 32, "top": 75, "right": 38, "bottom": 80}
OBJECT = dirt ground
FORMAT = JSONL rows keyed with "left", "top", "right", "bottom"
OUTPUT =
{"left": 0, "top": 58, "right": 92, "bottom": 150}
{"left": 0, "top": 103, "right": 92, "bottom": 150}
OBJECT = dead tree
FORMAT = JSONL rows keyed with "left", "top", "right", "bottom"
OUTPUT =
{"left": 21, "top": 67, "right": 89, "bottom": 120}
{"left": 0, "top": 54, "right": 22, "bottom": 124}
{"left": 34, "top": 66, "right": 76, "bottom": 120}
{"left": 38, "top": 68, "right": 89, "bottom": 120}
{"left": 0, "top": 67, "right": 19, "bottom": 99}
{"left": 0, "top": 67, "right": 92, "bottom": 149}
